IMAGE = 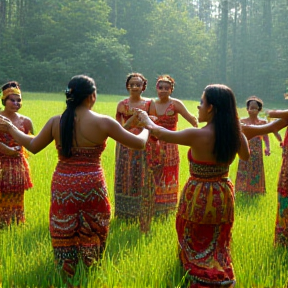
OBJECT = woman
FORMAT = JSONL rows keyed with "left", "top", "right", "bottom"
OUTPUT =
{"left": 0, "top": 81, "right": 33, "bottom": 227}
{"left": 235, "top": 96, "right": 271, "bottom": 195}
{"left": 242, "top": 108, "right": 288, "bottom": 246}
{"left": 149, "top": 75, "right": 198, "bottom": 215}
{"left": 114, "top": 72, "right": 154, "bottom": 232}
{"left": 140, "top": 84, "right": 249, "bottom": 287}
{"left": 0, "top": 75, "right": 149, "bottom": 278}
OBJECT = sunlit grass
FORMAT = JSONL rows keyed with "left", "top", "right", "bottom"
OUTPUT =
{"left": 0, "top": 93, "right": 287, "bottom": 287}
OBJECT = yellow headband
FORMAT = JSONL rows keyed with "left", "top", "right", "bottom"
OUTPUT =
{"left": 1, "top": 87, "right": 21, "bottom": 100}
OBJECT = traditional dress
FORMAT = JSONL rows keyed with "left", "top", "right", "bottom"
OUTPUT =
{"left": 275, "top": 128, "right": 288, "bottom": 246}
{"left": 176, "top": 149, "right": 235, "bottom": 288}
{"left": 150, "top": 101, "right": 179, "bottom": 215}
{"left": 235, "top": 135, "right": 266, "bottom": 194}
{"left": 114, "top": 98, "right": 154, "bottom": 232}
{"left": 50, "top": 144, "right": 110, "bottom": 276}
{"left": 0, "top": 124, "right": 33, "bottom": 227}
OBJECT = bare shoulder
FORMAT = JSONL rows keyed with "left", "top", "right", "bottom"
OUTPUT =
{"left": 240, "top": 118, "right": 249, "bottom": 124}
{"left": 171, "top": 97, "right": 184, "bottom": 106}
{"left": 116, "top": 99, "right": 127, "bottom": 112}
{"left": 258, "top": 118, "right": 268, "bottom": 125}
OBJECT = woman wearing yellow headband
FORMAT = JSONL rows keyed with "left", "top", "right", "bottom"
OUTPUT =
{"left": 0, "top": 81, "right": 34, "bottom": 227}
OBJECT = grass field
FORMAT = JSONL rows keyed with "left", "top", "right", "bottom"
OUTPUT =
{"left": 0, "top": 92, "right": 287, "bottom": 288}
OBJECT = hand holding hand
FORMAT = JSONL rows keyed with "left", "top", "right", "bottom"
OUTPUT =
{"left": 134, "top": 109, "right": 157, "bottom": 128}
{"left": 0, "top": 115, "right": 14, "bottom": 132}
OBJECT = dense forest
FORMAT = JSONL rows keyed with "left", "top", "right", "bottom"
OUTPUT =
{"left": 0, "top": 0, "right": 287, "bottom": 102}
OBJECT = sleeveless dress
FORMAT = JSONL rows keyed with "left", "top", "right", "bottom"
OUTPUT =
{"left": 150, "top": 101, "right": 179, "bottom": 215}
{"left": 114, "top": 98, "right": 154, "bottom": 232}
{"left": 235, "top": 135, "right": 266, "bottom": 194}
{"left": 50, "top": 144, "right": 110, "bottom": 276}
{"left": 275, "top": 128, "right": 288, "bottom": 246}
{"left": 176, "top": 149, "right": 235, "bottom": 287}
{"left": 0, "top": 122, "right": 33, "bottom": 226}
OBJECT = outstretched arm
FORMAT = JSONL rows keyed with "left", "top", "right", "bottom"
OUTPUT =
{"left": 102, "top": 115, "right": 149, "bottom": 150}
{"left": 0, "top": 116, "right": 54, "bottom": 154}
{"left": 241, "top": 119, "right": 288, "bottom": 140}
{"left": 267, "top": 109, "right": 288, "bottom": 120}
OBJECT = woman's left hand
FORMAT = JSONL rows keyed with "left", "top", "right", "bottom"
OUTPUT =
{"left": 0, "top": 115, "right": 14, "bottom": 132}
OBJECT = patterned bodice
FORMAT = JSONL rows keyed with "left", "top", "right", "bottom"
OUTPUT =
{"left": 57, "top": 143, "right": 106, "bottom": 167}
{"left": 120, "top": 98, "right": 152, "bottom": 123}
{"left": 155, "top": 101, "right": 178, "bottom": 131}
{"left": 188, "top": 149, "right": 229, "bottom": 179}
{"left": 0, "top": 119, "right": 27, "bottom": 148}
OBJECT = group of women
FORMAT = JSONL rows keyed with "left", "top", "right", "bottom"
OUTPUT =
{"left": 0, "top": 74, "right": 287, "bottom": 288}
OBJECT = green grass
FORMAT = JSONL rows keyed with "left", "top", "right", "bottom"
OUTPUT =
{"left": 0, "top": 92, "right": 287, "bottom": 287}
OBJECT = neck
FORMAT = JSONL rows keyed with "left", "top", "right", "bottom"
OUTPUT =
{"left": 129, "top": 94, "right": 142, "bottom": 102}
{"left": 2, "top": 110, "right": 17, "bottom": 119}
{"left": 249, "top": 115, "right": 258, "bottom": 122}
{"left": 158, "top": 96, "right": 170, "bottom": 103}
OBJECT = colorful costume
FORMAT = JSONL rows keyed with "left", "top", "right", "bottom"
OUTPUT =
{"left": 114, "top": 98, "right": 154, "bottom": 232}
{"left": 275, "top": 128, "right": 288, "bottom": 246}
{"left": 50, "top": 144, "right": 110, "bottom": 276}
{"left": 150, "top": 101, "right": 179, "bottom": 215}
{"left": 235, "top": 135, "right": 266, "bottom": 194}
{"left": 0, "top": 124, "right": 33, "bottom": 226}
{"left": 176, "top": 150, "right": 235, "bottom": 287}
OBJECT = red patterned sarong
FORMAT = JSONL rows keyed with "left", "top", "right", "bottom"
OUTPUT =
{"left": 0, "top": 130, "right": 33, "bottom": 226}
{"left": 50, "top": 145, "right": 111, "bottom": 276}
{"left": 148, "top": 101, "right": 179, "bottom": 215}
{"left": 176, "top": 151, "right": 235, "bottom": 287}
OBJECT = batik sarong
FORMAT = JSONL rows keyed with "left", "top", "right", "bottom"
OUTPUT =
{"left": 176, "top": 150, "right": 235, "bottom": 287}
{"left": 50, "top": 145, "right": 110, "bottom": 276}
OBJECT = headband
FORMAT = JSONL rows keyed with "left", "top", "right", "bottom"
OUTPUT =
{"left": 1, "top": 87, "right": 21, "bottom": 100}
{"left": 157, "top": 76, "right": 173, "bottom": 84}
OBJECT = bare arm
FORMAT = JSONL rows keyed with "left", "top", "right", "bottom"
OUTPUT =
{"left": 0, "top": 142, "right": 20, "bottom": 156}
{"left": 241, "top": 119, "right": 288, "bottom": 140}
{"left": 268, "top": 109, "right": 288, "bottom": 120}
{"left": 237, "top": 133, "right": 250, "bottom": 161}
{"left": 174, "top": 100, "right": 198, "bottom": 127}
{"left": 23, "top": 117, "right": 34, "bottom": 135}
{"left": 4, "top": 117, "right": 55, "bottom": 154}
{"left": 103, "top": 116, "right": 149, "bottom": 150}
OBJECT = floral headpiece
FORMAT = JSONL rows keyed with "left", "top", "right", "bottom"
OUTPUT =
{"left": 156, "top": 75, "right": 175, "bottom": 92}
{"left": 246, "top": 95, "right": 263, "bottom": 106}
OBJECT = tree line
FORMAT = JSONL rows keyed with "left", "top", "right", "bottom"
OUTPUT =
{"left": 0, "top": 0, "right": 287, "bottom": 103}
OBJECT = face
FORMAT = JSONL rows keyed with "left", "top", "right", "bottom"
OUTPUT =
{"left": 156, "top": 81, "right": 172, "bottom": 99}
{"left": 247, "top": 100, "right": 260, "bottom": 116}
{"left": 4, "top": 94, "right": 22, "bottom": 112}
{"left": 127, "top": 77, "right": 144, "bottom": 96}
{"left": 197, "top": 93, "right": 211, "bottom": 122}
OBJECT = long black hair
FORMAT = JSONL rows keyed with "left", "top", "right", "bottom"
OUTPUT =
{"left": 60, "top": 75, "right": 96, "bottom": 157}
{"left": 204, "top": 84, "right": 242, "bottom": 164}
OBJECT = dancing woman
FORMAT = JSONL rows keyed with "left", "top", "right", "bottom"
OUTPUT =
{"left": 0, "top": 75, "right": 149, "bottom": 279}
{"left": 149, "top": 75, "right": 198, "bottom": 215}
{"left": 114, "top": 72, "right": 154, "bottom": 232}
{"left": 140, "top": 84, "right": 249, "bottom": 287}
{"left": 0, "top": 81, "right": 33, "bottom": 227}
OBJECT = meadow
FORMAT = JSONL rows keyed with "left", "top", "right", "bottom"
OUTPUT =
{"left": 0, "top": 92, "right": 287, "bottom": 288}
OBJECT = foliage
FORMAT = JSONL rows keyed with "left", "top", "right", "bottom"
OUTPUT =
{"left": 0, "top": 0, "right": 288, "bottom": 100}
